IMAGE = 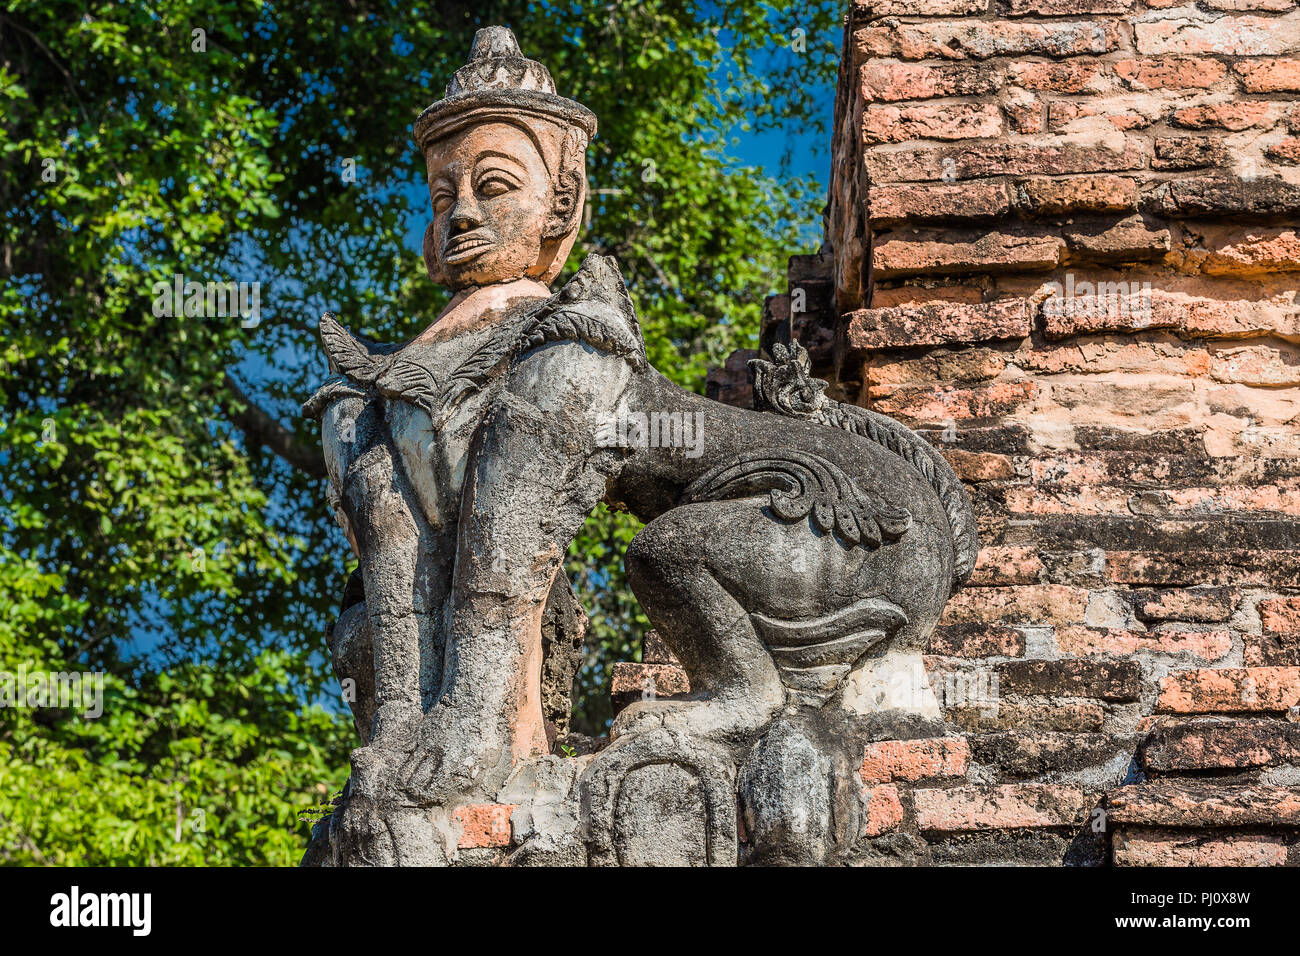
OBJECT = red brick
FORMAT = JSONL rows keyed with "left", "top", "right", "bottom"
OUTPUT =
{"left": 1114, "top": 827, "right": 1289, "bottom": 866}
{"left": 1153, "top": 135, "right": 1232, "bottom": 170}
{"left": 855, "top": 20, "right": 1120, "bottom": 61}
{"left": 1106, "top": 781, "right": 1300, "bottom": 826}
{"left": 1134, "top": 12, "right": 1300, "bottom": 57}
{"left": 864, "top": 103, "right": 1003, "bottom": 145}
{"left": 868, "top": 181, "right": 1011, "bottom": 225}
{"left": 1142, "top": 719, "right": 1300, "bottom": 770}
{"left": 1007, "top": 0, "right": 1132, "bottom": 11}
{"left": 1134, "top": 588, "right": 1236, "bottom": 623}
{"left": 1261, "top": 598, "right": 1300, "bottom": 633}
{"left": 1157, "top": 666, "right": 1300, "bottom": 713}
{"left": 1057, "top": 626, "right": 1232, "bottom": 662}
{"left": 453, "top": 803, "right": 516, "bottom": 848}
{"left": 846, "top": 298, "right": 1029, "bottom": 350}
{"left": 867, "top": 380, "right": 1038, "bottom": 422}
{"left": 947, "top": 697, "right": 1107, "bottom": 732}
{"left": 873, "top": 233, "right": 1064, "bottom": 278}
{"left": 940, "top": 584, "right": 1089, "bottom": 626}
{"left": 1173, "top": 102, "right": 1275, "bottom": 131}
{"left": 1269, "top": 137, "right": 1300, "bottom": 163}
{"left": 999, "top": 658, "right": 1143, "bottom": 702}
{"left": 860, "top": 0, "right": 985, "bottom": 14}
{"left": 861, "top": 62, "right": 1001, "bottom": 102}
{"left": 861, "top": 785, "right": 905, "bottom": 837}
{"left": 1233, "top": 58, "right": 1300, "bottom": 92}
{"left": 914, "top": 784, "right": 1093, "bottom": 831}
{"left": 1016, "top": 175, "right": 1138, "bottom": 216}
{"left": 941, "top": 448, "right": 1016, "bottom": 482}
{"left": 860, "top": 737, "right": 970, "bottom": 785}
{"left": 969, "top": 546, "right": 1043, "bottom": 586}
{"left": 1107, "top": 551, "right": 1300, "bottom": 588}
{"left": 866, "top": 140, "right": 1146, "bottom": 183}
{"left": 929, "top": 623, "right": 1027, "bottom": 657}
{"left": 1114, "top": 56, "right": 1228, "bottom": 89}
{"left": 1006, "top": 60, "right": 1104, "bottom": 92}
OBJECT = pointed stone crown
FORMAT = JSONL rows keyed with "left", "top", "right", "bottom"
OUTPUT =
{"left": 413, "top": 26, "right": 597, "bottom": 151}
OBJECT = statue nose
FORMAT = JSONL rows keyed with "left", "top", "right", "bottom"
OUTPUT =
{"left": 449, "top": 198, "right": 483, "bottom": 232}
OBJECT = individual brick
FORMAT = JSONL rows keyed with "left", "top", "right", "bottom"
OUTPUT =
{"left": 1157, "top": 666, "right": 1300, "bottom": 713}
{"left": 1133, "top": 10, "right": 1300, "bottom": 57}
{"left": 1007, "top": 0, "right": 1132, "bottom": 12}
{"left": 1006, "top": 59, "right": 1105, "bottom": 92}
{"left": 1063, "top": 215, "right": 1171, "bottom": 261}
{"left": 1056, "top": 626, "right": 1232, "bottom": 662}
{"left": 946, "top": 696, "right": 1108, "bottom": 732}
{"left": 867, "top": 380, "right": 1038, "bottom": 422}
{"left": 861, "top": 785, "right": 905, "bottom": 837}
{"left": 1233, "top": 58, "right": 1300, "bottom": 92}
{"left": 866, "top": 139, "right": 1145, "bottom": 183}
{"left": 941, "top": 449, "right": 1016, "bottom": 482}
{"left": 452, "top": 804, "right": 516, "bottom": 848}
{"left": 1155, "top": 174, "right": 1300, "bottom": 218}
{"left": 868, "top": 181, "right": 1011, "bottom": 225}
{"left": 610, "top": 662, "right": 689, "bottom": 712}
{"left": 968, "top": 547, "right": 1044, "bottom": 586}
{"left": 913, "top": 784, "right": 1094, "bottom": 831}
{"left": 1132, "top": 588, "right": 1236, "bottom": 623}
{"left": 940, "top": 584, "right": 1090, "bottom": 626}
{"left": 1106, "top": 781, "right": 1300, "bottom": 826}
{"left": 1269, "top": 137, "right": 1300, "bottom": 163}
{"left": 859, "top": 737, "right": 970, "bottom": 785}
{"left": 1114, "top": 827, "right": 1289, "bottom": 866}
{"left": 1107, "top": 551, "right": 1300, "bottom": 588}
{"left": 1245, "top": 631, "right": 1300, "bottom": 666}
{"left": 1015, "top": 175, "right": 1138, "bottom": 216}
{"left": 860, "top": 61, "right": 1003, "bottom": 102}
{"left": 998, "top": 659, "right": 1143, "bottom": 702}
{"left": 641, "top": 629, "right": 680, "bottom": 665}
{"left": 1141, "top": 719, "right": 1300, "bottom": 770}
{"left": 928, "top": 623, "right": 1027, "bottom": 657}
{"left": 1153, "top": 135, "right": 1231, "bottom": 170}
{"left": 1261, "top": 598, "right": 1300, "bottom": 633}
{"left": 863, "top": 103, "right": 1004, "bottom": 144}
{"left": 969, "top": 731, "right": 1135, "bottom": 777}
{"left": 1172, "top": 102, "right": 1276, "bottom": 131}
{"left": 855, "top": 19, "right": 1121, "bottom": 61}
{"left": 1114, "top": 56, "right": 1228, "bottom": 89}
{"left": 872, "top": 233, "right": 1065, "bottom": 277}
{"left": 846, "top": 298, "right": 1030, "bottom": 350}
{"left": 861, "top": 0, "right": 985, "bottom": 14}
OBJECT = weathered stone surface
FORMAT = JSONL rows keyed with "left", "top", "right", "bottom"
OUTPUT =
{"left": 847, "top": 299, "right": 1030, "bottom": 350}
{"left": 1157, "top": 667, "right": 1300, "bottom": 713}
{"left": 914, "top": 784, "right": 1094, "bottom": 831}
{"left": 1106, "top": 781, "right": 1300, "bottom": 826}
{"left": 859, "top": 737, "right": 970, "bottom": 785}
{"left": 1142, "top": 719, "right": 1300, "bottom": 770}
{"left": 998, "top": 659, "right": 1143, "bottom": 702}
{"left": 1114, "top": 827, "right": 1290, "bottom": 866}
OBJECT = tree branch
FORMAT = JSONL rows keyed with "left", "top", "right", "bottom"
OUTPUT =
{"left": 221, "top": 373, "right": 326, "bottom": 479}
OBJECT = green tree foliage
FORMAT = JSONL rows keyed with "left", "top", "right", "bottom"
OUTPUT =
{"left": 0, "top": 0, "right": 837, "bottom": 863}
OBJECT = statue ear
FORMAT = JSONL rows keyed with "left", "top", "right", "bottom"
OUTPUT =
{"left": 542, "top": 127, "right": 587, "bottom": 240}
{"left": 422, "top": 221, "right": 446, "bottom": 285}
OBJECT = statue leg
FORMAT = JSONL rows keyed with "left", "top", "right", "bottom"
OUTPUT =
{"left": 616, "top": 499, "right": 786, "bottom": 744}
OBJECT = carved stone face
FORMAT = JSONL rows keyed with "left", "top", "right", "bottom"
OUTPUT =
{"left": 424, "top": 122, "right": 553, "bottom": 290}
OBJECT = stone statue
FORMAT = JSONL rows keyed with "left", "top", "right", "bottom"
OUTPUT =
{"left": 301, "top": 26, "right": 976, "bottom": 867}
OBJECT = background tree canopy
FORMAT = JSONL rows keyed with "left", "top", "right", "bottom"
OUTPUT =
{"left": 0, "top": 0, "right": 836, "bottom": 864}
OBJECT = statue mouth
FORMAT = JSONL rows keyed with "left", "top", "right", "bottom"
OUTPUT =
{"left": 443, "top": 231, "right": 495, "bottom": 264}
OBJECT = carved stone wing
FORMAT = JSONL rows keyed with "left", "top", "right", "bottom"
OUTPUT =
{"left": 681, "top": 448, "right": 911, "bottom": 549}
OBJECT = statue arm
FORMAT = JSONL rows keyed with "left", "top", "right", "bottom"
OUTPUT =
{"left": 432, "top": 341, "right": 631, "bottom": 771}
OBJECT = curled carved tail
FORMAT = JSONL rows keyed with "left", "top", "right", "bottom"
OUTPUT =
{"left": 749, "top": 342, "right": 979, "bottom": 589}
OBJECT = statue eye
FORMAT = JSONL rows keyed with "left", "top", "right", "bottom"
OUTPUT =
{"left": 432, "top": 192, "right": 454, "bottom": 214}
{"left": 477, "top": 176, "right": 515, "bottom": 198}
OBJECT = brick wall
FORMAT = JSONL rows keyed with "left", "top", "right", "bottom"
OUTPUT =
{"left": 705, "top": 0, "right": 1300, "bottom": 864}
